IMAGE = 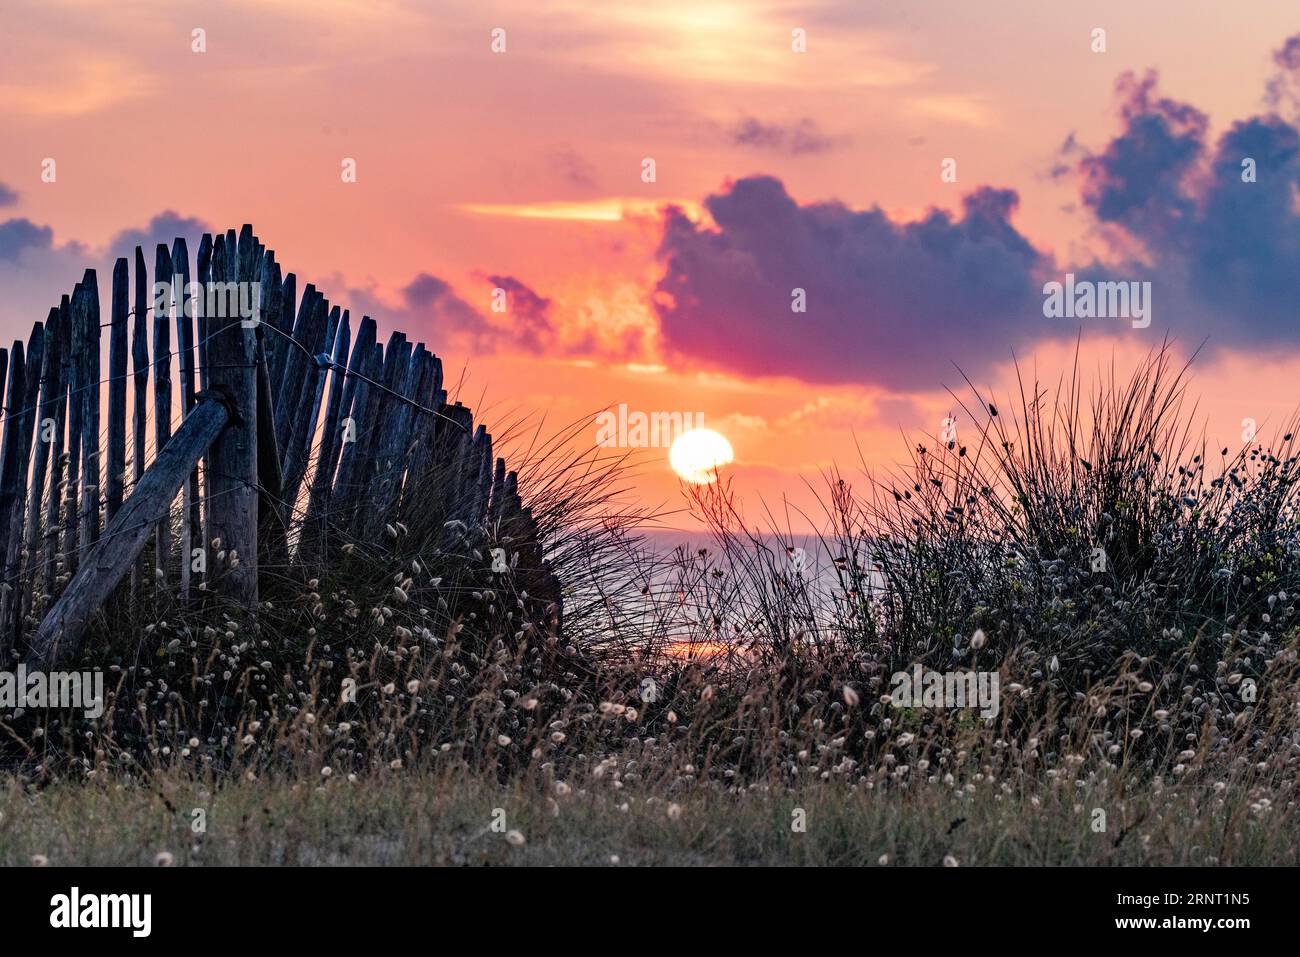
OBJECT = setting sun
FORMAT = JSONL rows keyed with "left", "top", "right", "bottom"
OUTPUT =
{"left": 670, "top": 428, "right": 734, "bottom": 484}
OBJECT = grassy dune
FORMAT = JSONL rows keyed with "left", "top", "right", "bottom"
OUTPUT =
{"left": 4, "top": 347, "right": 1300, "bottom": 866}
{"left": 1, "top": 766, "right": 1294, "bottom": 867}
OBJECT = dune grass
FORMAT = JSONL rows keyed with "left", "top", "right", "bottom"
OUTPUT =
{"left": 3, "top": 344, "right": 1300, "bottom": 866}
{"left": 1, "top": 761, "right": 1293, "bottom": 867}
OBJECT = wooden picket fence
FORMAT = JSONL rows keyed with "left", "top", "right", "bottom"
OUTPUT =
{"left": 0, "top": 224, "right": 557, "bottom": 669}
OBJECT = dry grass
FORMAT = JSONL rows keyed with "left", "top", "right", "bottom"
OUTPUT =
{"left": 3, "top": 345, "right": 1300, "bottom": 865}
{"left": 1, "top": 760, "right": 1294, "bottom": 866}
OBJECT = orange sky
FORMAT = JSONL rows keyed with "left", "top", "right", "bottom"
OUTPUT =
{"left": 3, "top": 0, "right": 1300, "bottom": 532}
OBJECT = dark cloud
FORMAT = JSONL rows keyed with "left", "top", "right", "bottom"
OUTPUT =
{"left": 1266, "top": 33, "right": 1300, "bottom": 108}
{"left": 399, "top": 272, "right": 500, "bottom": 351}
{"left": 396, "top": 271, "right": 565, "bottom": 356}
{"left": 1078, "top": 71, "right": 1207, "bottom": 242}
{"left": 0, "top": 211, "right": 223, "bottom": 348}
{"left": 653, "top": 176, "right": 1051, "bottom": 389}
{"left": 728, "top": 117, "right": 842, "bottom": 155}
{"left": 0, "top": 209, "right": 591, "bottom": 373}
{"left": 1048, "top": 132, "right": 1083, "bottom": 180}
{"left": 657, "top": 38, "right": 1300, "bottom": 389}
{"left": 0, "top": 182, "right": 17, "bottom": 207}
{"left": 393, "top": 272, "right": 572, "bottom": 357}
{"left": 107, "top": 210, "right": 213, "bottom": 255}
{"left": 0, "top": 218, "right": 53, "bottom": 261}
{"left": 1068, "top": 64, "right": 1300, "bottom": 348}
{"left": 485, "top": 274, "right": 556, "bottom": 353}
{"left": 1276, "top": 34, "right": 1300, "bottom": 70}
{"left": 1182, "top": 114, "right": 1300, "bottom": 337}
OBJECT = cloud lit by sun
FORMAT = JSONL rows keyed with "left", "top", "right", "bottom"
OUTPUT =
{"left": 455, "top": 198, "right": 704, "bottom": 223}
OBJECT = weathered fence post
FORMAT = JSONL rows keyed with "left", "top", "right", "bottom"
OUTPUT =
{"left": 130, "top": 247, "right": 150, "bottom": 601}
{"left": 173, "top": 238, "right": 201, "bottom": 602}
{"left": 107, "top": 258, "right": 129, "bottom": 522}
{"left": 26, "top": 395, "right": 234, "bottom": 669}
{"left": 368, "top": 340, "right": 423, "bottom": 534}
{"left": 196, "top": 233, "right": 213, "bottom": 584}
{"left": 279, "top": 291, "right": 330, "bottom": 512}
{"left": 353, "top": 332, "right": 410, "bottom": 537}
{"left": 254, "top": 248, "right": 286, "bottom": 560}
{"left": 0, "top": 325, "right": 43, "bottom": 652}
{"left": 332, "top": 339, "right": 385, "bottom": 527}
{"left": 11, "top": 323, "right": 46, "bottom": 589}
{"left": 62, "top": 290, "right": 83, "bottom": 577}
{"left": 77, "top": 272, "right": 102, "bottom": 555}
{"left": 43, "top": 303, "right": 71, "bottom": 596}
{"left": 0, "top": 341, "right": 19, "bottom": 659}
{"left": 196, "top": 234, "right": 212, "bottom": 397}
{"left": 433, "top": 403, "right": 475, "bottom": 535}
{"left": 203, "top": 229, "right": 258, "bottom": 608}
{"left": 151, "top": 245, "right": 173, "bottom": 592}
{"left": 406, "top": 353, "right": 444, "bottom": 488}
{"left": 23, "top": 308, "right": 63, "bottom": 629}
{"left": 268, "top": 272, "right": 297, "bottom": 387}
{"left": 301, "top": 310, "right": 353, "bottom": 546}
{"left": 282, "top": 302, "right": 339, "bottom": 513}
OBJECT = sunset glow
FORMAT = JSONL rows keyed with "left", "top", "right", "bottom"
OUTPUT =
{"left": 670, "top": 429, "right": 734, "bottom": 485}
{"left": 662, "top": 640, "right": 731, "bottom": 660}
{"left": 1, "top": 1, "right": 1299, "bottom": 532}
